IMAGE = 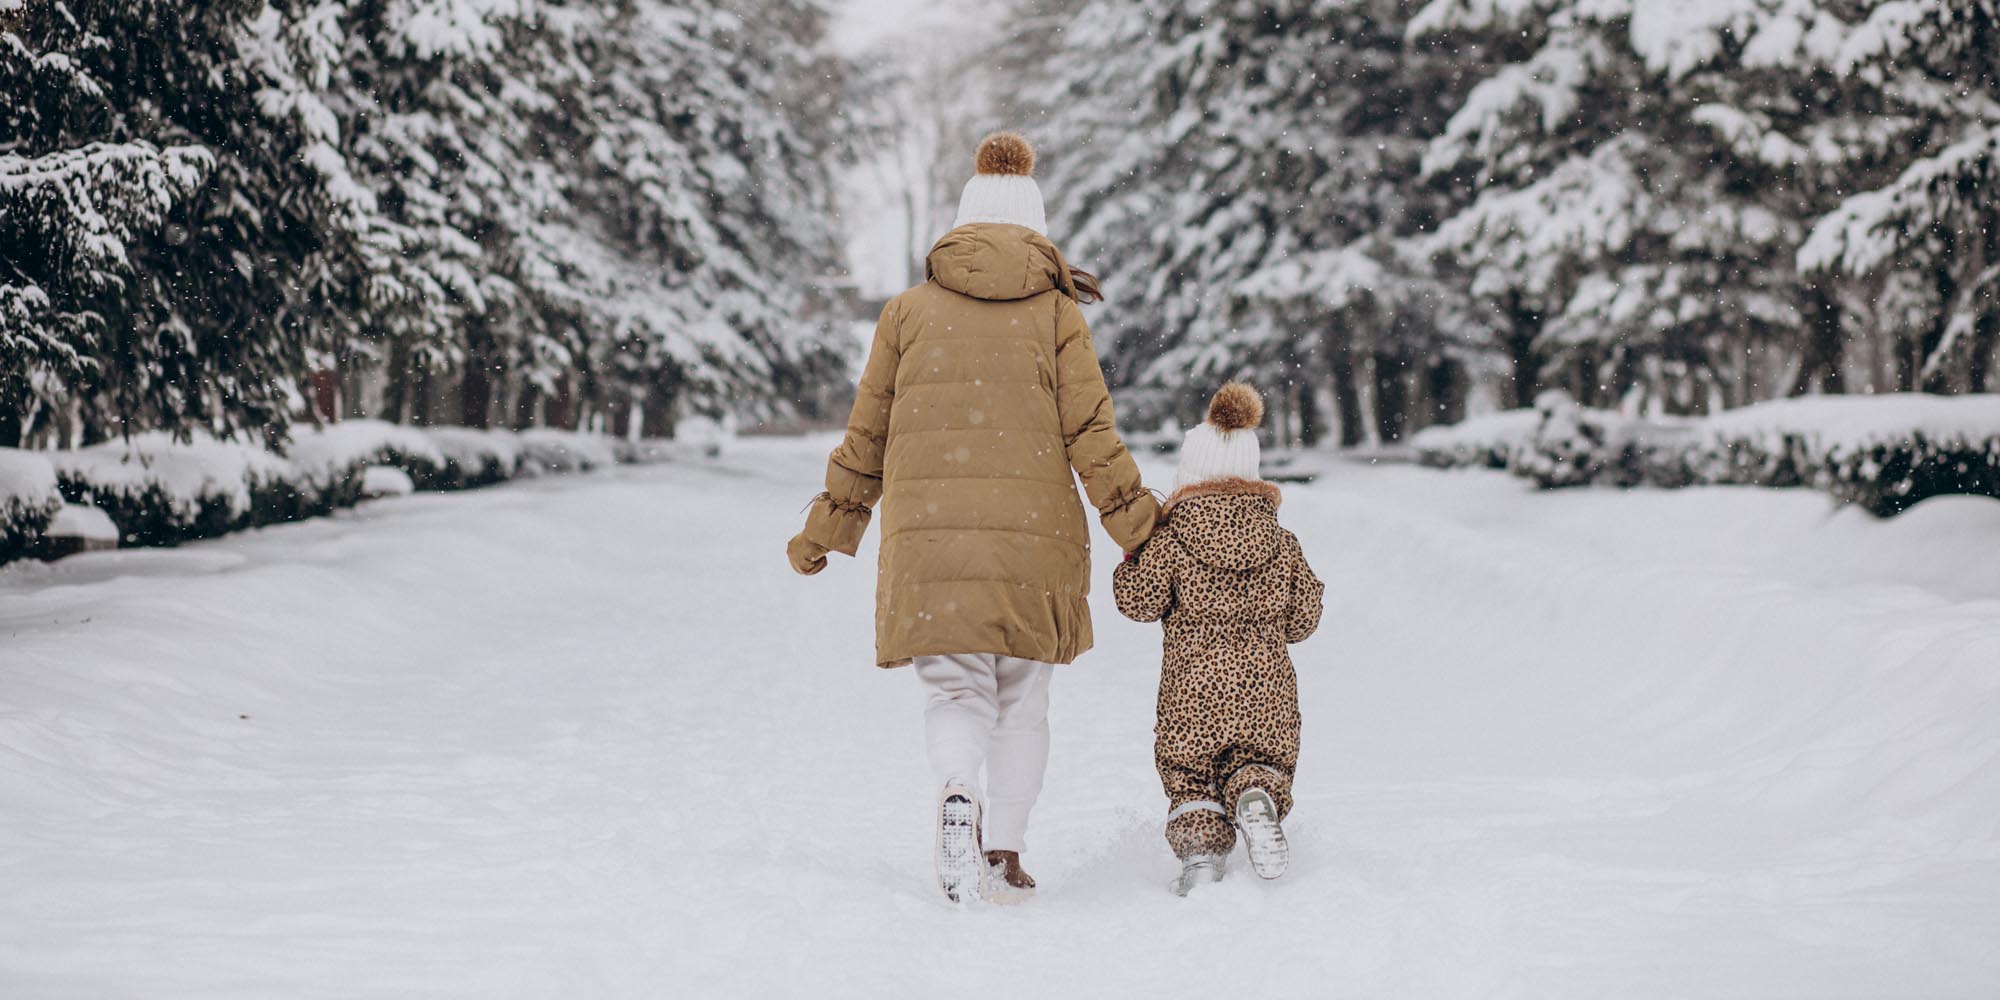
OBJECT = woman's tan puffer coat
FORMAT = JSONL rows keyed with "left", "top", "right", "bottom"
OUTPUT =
{"left": 794, "top": 223, "right": 1159, "bottom": 667}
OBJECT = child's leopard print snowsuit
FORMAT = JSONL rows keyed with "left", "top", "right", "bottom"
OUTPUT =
{"left": 1111, "top": 477, "right": 1324, "bottom": 859}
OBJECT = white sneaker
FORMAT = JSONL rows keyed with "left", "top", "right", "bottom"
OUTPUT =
{"left": 934, "top": 782, "right": 984, "bottom": 904}
{"left": 1234, "top": 786, "right": 1289, "bottom": 880}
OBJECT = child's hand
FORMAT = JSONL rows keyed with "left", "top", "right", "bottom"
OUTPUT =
{"left": 787, "top": 533, "right": 829, "bottom": 576}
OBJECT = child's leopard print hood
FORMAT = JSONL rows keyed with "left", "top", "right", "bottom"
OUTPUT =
{"left": 1161, "top": 477, "right": 1284, "bottom": 570}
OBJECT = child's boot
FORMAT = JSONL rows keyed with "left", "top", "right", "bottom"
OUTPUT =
{"left": 1170, "top": 853, "right": 1228, "bottom": 896}
{"left": 1164, "top": 798, "right": 1233, "bottom": 895}
{"left": 1233, "top": 786, "right": 1290, "bottom": 880}
{"left": 1224, "top": 763, "right": 1293, "bottom": 880}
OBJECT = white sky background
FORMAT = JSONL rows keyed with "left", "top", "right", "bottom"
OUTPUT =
{"left": 828, "top": 0, "right": 998, "bottom": 298}
{"left": 828, "top": 0, "right": 946, "bottom": 53}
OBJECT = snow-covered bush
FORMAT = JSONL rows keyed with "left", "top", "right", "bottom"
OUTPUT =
{"left": 18, "top": 421, "right": 647, "bottom": 557}
{"left": 614, "top": 437, "right": 718, "bottom": 465}
{"left": 50, "top": 435, "right": 295, "bottom": 546}
{"left": 360, "top": 465, "right": 415, "bottom": 499}
{"left": 43, "top": 503, "right": 120, "bottom": 550}
{"left": 1, "top": 449, "right": 66, "bottom": 564}
{"left": 1417, "top": 394, "right": 2000, "bottom": 514}
{"left": 1510, "top": 393, "right": 1696, "bottom": 490}
{"left": 426, "top": 428, "right": 525, "bottom": 488}
{"left": 1699, "top": 396, "right": 2000, "bottom": 516}
{"left": 518, "top": 430, "right": 618, "bottom": 475}
{"left": 1411, "top": 409, "right": 1540, "bottom": 470}
{"left": 287, "top": 420, "right": 449, "bottom": 492}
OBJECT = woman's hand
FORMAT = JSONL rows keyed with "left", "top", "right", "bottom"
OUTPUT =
{"left": 787, "top": 533, "right": 829, "bottom": 576}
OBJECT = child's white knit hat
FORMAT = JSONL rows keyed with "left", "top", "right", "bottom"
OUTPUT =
{"left": 1175, "top": 383, "right": 1264, "bottom": 489}
{"left": 952, "top": 132, "right": 1048, "bottom": 235}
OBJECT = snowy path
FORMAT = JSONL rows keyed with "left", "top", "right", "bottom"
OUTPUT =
{"left": 5, "top": 437, "right": 1999, "bottom": 998}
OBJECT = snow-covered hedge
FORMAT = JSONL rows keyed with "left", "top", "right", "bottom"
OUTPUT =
{"left": 1694, "top": 396, "right": 2000, "bottom": 515}
{"left": 51, "top": 434, "right": 298, "bottom": 547}
{"left": 1510, "top": 394, "right": 1698, "bottom": 490}
{"left": 1, "top": 449, "right": 66, "bottom": 563}
{"left": 287, "top": 419, "right": 448, "bottom": 494}
{"left": 5, "top": 425, "right": 676, "bottom": 564}
{"left": 48, "top": 421, "right": 448, "bottom": 546}
{"left": 1414, "top": 393, "right": 2000, "bottom": 515}
{"left": 427, "top": 428, "right": 525, "bottom": 488}
{"left": 518, "top": 429, "right": 618, "bottom": 475}
{"left": 1411, "top": 409, "right": 1542, "bottom": 470}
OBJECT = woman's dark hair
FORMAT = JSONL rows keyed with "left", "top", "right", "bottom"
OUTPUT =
{"left": 1069, "top": 266, "right": 1104, "bottom": 305}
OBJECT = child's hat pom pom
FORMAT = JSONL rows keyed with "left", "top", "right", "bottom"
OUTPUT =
{"left": 1207, "top": 382, "right": 1263, "bottom": 432}
{"left": 974, "top": 132, "right": 1036, "bottom": 177}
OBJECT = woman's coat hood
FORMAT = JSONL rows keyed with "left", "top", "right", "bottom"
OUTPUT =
{"left": 925, "top": 223, "right": 1079, "bottom": 302}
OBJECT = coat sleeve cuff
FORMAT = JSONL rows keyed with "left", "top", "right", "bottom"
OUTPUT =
{"left": 803, "top": 492, "right": 872, "bottom": 556}
{"left": 1098, "top": 488, "right": 1160, "bottom": 553}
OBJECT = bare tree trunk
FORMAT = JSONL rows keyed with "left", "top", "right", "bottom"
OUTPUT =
{"left": 382, "top": 339, "right": 413, "bottom": 424}
{"left": 642, "top": 378, "right": 678, "bottom": 439}
{"left": 408, "top": 357, "right": 435, "bottom": 426}
{"left": 1370, "top": 354, "right": 1411, "bottom": 444}
{"left": 305, "top": 370, "right": 340, "bottom": 424}
{"left": 1504, "top": 291, "right": 1542, "bottom": 408}
{"left": 1566, "top": 352, "right": 1595, "bottom": 407}
{"left": 1789, "top": 283, "right": 1847, "bottom": 396}
{"left": 433, "top": 368, "right": 462, "bottom": 428}
{"left": 512, "top": 381, "right": 542, "bottom": 431}
{"left": 1722, "top": 341, "right": 1754, "bottom": 409}
{"left": 338, "top": 351, "right": 369, "bottom": 419}
{"left": 1422, "top": 356, "right": 1466, "bottom": 429}
{"left": 460, "top": 355, "right": 494, "bottom": 429}
{"left": 1895, "top": 334, "right": 1920, "bottom": 391}
{"left": 607, "top": 393, "right": 634, "bottom": 439}
{"left": 546, "top": 372, "right": 578, "bottom": 431}
{"left": 1973, "top": 222, "right": 2000, "bottom": 392}
{"left": 1920, "top": 263, "right": 1959, "bottom": 393}
{"left": 1296, "top": 379, "right": 1323, "bottom": 447}
{"left": 1327, "top": 338, "right": 1364, "bottom": 448}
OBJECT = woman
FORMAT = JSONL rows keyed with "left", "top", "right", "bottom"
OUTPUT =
{"left": 786, "top": 132, "right": 1159, "bottom": 905}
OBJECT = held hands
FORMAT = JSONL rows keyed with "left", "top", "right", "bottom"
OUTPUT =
{"left": 787, "top": 533, "right": 829, "bottom": 576}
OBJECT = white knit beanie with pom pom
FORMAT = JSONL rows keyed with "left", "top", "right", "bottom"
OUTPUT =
{"left": 1175, "top": 383, "right": 1265, "bottom": 489}
{"left": 953, "top": 132, "right": 1048, "bottom": 235}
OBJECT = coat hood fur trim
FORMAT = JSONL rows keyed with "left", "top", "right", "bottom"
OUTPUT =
{"left": 1161, "top": 476, "right": 1282, "bottom": 517}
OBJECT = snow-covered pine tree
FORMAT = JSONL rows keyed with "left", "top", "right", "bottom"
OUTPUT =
{"left": 1793, "top": 0, "right": 2000, "bottom": 392}
{"left": 1, "top": 0, "right": 341, "bottom": 444}
{"left": 1414, "top": 0, "right": 1818, "bottom": 415}
{"left": 298, "top": 0, "right": 587, "bottom": 429}
{"left": 1644, "top": 0, "right": 1928, "bottom": 397}
{"left": 267, "top": 0, "right": 851, "bottom": 434}
{"left": 1014, "top": 0, "right": 1479, "bottom": 444}
{"left": 569, "top": 0, "right": 851, "bottom": 434}
{"left": 0, "top": 15, "right": 212, "bottom": 445}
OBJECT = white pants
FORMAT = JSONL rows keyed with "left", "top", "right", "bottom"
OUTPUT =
{"left": 913, "top": 653, "right": 1054, "bottom": 854}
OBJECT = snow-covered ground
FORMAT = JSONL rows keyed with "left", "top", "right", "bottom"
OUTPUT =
{"left": 4, "top": 438, "right": 1998, "bottom": 998}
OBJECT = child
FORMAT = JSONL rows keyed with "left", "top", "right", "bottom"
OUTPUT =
{"left": 1112, "top": 382, "right": 1324, "bottom": 895}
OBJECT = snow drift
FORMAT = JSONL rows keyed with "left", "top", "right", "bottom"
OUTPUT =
{"left": 1, "top": 438, "right": 1995, "bottom": 997}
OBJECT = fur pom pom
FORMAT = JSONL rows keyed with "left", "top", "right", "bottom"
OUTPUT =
{"left": 1206, "top": 382, "right": 1263, "bottom": 432}
{"left": 974, "top": 132, "right": 1036, "bottom": 177}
